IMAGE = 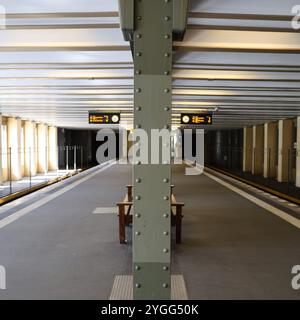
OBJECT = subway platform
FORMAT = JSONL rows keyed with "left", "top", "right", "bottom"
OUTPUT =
{"left": 0, "top": 162, "right": 299, "bottom": 300}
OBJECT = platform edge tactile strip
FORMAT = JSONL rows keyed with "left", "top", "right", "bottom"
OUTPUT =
{"left": 109, "top": 275, "right": 188, "bottom": 300}
{"left": 92, "top": 207, "right": 118, "bottom": 214}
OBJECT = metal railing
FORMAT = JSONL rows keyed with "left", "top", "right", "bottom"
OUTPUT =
{"left": 0, "top": 145, "right": 85, "bottom": 199}
{"left": 58, "top": 145, "right": 87, "bottom": 171}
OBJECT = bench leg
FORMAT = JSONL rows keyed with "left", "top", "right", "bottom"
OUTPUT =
{"left": 128, "top": 188, "right": 132, "bottom": 203}
{"left": 176, "top": 206, "right": 182, "bottom": 244}
{"left": 119, "top": 205, "right": 126, "bottom": 244}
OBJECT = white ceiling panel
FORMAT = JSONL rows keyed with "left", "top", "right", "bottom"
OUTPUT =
{"left": 0, "top": 0, "right": 298, "bottom": 129}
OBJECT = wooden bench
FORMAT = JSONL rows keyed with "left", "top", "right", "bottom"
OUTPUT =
{"left": 117, "top": 185, "right": 184, "bottom": 244}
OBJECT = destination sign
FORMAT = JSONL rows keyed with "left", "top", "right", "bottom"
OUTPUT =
{"left": 89, "top": 112, "right": 120, "bottom": 124}
{"left": 181, "top": 113, "right": 213, "bottom": 125}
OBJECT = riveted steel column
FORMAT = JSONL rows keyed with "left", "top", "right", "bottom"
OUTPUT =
{"left": 133, "top": 0, "right": 172, "bottom": 300}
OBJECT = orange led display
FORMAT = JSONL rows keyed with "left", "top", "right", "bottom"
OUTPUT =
{"left": 88, "top": 112, "right": 120, "bottom": 124}
{"left": 181, "top": 113, "right": 213, "bottom": 125}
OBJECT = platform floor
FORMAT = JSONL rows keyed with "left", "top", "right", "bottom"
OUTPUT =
{"left": 0, "top": 163, "right": 299, "bottom": 299}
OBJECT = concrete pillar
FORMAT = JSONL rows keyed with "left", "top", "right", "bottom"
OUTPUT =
{"left": 1, "top": 118, "right": 8, "bottom": 182}
{"left": 20, "top": 121, "right": 25, "bottom": 177}
{"left": 34, "top": 124, "right": 38, "bottom": 170}
{"left": 7, "top": 117, "right": 22, "bottom": 181}
{"left": 24, "top": 121, "right": 37, "bottom": 176}
{"left": 296, "top": 117, "right": 300, "bottom": 187}
{"left": 252, "top": 125, "right": 264, "bottom": 175}
{"left": 277, "top": 119, "right": 293, "bottom": 182}
{"left": 37, "top": 123, "right": 48, "bottom": 174}
{"left": 243, "top": 127, "right": 253, "bottom": 172}
{"left": 263, "top": 122, "right": 277, "bottom": 178}
{"left": 0, "top": 115, "right": 2, "bottom": 184}
{"left": 48, "top": 126, "right": 58, "bottom": 171}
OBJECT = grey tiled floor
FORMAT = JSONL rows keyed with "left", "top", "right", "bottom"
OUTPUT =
{"left": 0, "top": 164, "right": 299, "bottom": 299}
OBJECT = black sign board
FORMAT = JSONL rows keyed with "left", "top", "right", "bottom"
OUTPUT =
{"left": 89, "top": 112, "right": 120, "bottom": 124}
{"left": 180, "top": 113, "right": 213, "bottom": 125}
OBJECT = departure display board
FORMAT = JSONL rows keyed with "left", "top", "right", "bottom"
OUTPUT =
{"left": 181, "top": 113, "right": 213, "bottom": 125}
{"left": 89, "top": 112, "right": 120, "bottom": 124}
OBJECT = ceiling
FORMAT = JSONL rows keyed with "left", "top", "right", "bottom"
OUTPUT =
{"left": 0, "top": 0, "right": 299, "bottom": 129}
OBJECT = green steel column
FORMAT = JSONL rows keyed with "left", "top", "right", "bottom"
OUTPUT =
{"left": 133, "top": 0, "right": 173, "bottom": 299}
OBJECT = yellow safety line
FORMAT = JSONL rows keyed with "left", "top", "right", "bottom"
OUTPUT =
{"left": 0, "top": 171, "right": 80, "bottom": 206}
{"left": 205, "top": 165, "right": 300, "bottom": 206}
